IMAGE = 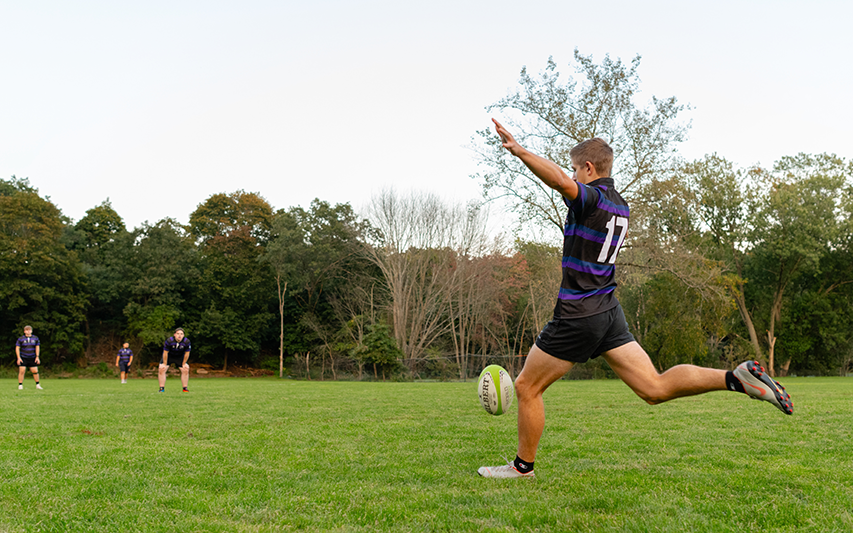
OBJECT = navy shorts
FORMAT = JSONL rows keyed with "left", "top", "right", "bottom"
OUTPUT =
{"left": 119, "top": 361, "right": 131, "bottom": 372}
{"left": 535, "top": 304, "right": 635, "bottom": 363}
{"left": 18, "top": 357, "right": 37, "bottom": 368}
{"left": 164, "top": 355, "right": 188, "bottom": 368}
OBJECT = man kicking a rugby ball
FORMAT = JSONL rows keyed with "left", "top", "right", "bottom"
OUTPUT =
{"left": 478, "top": 119, "right": 793, "bottom": 479}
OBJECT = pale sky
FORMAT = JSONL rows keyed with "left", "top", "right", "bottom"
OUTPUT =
{"left": 2, "top": 1, "right": 851, "bottom": 230}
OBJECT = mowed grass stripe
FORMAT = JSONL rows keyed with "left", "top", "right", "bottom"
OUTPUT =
{"left": 1, "top": 377, "right": 851, "bottom": 532}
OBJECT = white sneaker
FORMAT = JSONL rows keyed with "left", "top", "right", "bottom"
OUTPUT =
{"left": 732, "top": 360, "right": 793, "bottom": 415}
{"left": 121, "top": 380, "right": 126, "bottom": 384}
{"left": 478, "top": 460, "right": 535, "bottom": 479}
{"left": 18, "top": 384, "right": 23, "bottom": 390}
{"left": 36, "top": 384, "right": 43, "bottom": 390}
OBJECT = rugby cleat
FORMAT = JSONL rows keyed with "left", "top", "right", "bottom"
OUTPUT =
{"left": 18, "top": 385, "right": 23, "bottom": 390}
{"left": 478, "top": 460, "right": 535, "bottom": 479}
{"left": 36, "top": 384, "right": 43, "bottom": 390}
{"left": 733, "top": 360, "right": 793, "bottom": 415}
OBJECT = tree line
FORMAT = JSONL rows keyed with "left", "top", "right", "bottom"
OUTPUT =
{"left": 3, "top": 51, "right": 852, "bottom": 378}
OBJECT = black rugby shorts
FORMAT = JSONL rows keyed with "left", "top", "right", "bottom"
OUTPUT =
{"left": 119, "top": 361, "right": 131, "bottom": 372}
{"left": 165, "top": 355, "right": 188, "bottom": 368}
{"left": 535, "top": 304, "right": 635, "bottom": 363}
{"left": 18, "top": 357, "right": 37, "bottom": 368}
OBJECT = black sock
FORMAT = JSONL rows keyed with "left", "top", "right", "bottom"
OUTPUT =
{"left": 514, "top": 456, "right": 534, "bottom": 473}
{"left": 725, "top": 371, "right": 745, "bottom": 393}
{"left": 159, "top": 387, "right": 165, "bottom": 391}
{"left": 35, "top": 381, "right": 39, "bottom": 385}
{"left": 18, "top": 382, "right": 22, "bottom": 386}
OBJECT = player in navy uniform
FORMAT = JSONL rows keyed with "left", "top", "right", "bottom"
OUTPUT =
{"left": 15, "top": 325, "right": 43, "bottom": 390}
{"left": 115, "top": 342, "right": 134, "bottom": 384}
{"left": 159, "top": 328, "right": 191, "bottom": 392}
{"left": 478, "top": 120, "right": 793, "bottom": 479}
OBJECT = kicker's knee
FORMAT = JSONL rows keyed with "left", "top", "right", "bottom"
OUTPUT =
{"left": 514, "top": 375, "right": 540, "bottom": 402}
{"left": 636, "top": 387, "right": 669, "bottom": 405}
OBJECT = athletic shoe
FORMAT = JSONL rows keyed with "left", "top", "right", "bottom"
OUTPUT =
{"left": 158, "top": 388, "right": 164, "bottom": 393}
{"left": 182, "top": 388, "right": 189, "bottom": 393}
{"left": 733, "top": 360, "right": 793, "bottom": 415}
{"left": 121, "top": 380, "right": 126, "bottom": 384}
{"left": 36, "top": 384, "right": 43, "bottom": 390}
{"left": 18, "top": 385, "right": 23, "bottom": 390}
{"left": 478, "top": 460, "right": 535, "bottom": 479}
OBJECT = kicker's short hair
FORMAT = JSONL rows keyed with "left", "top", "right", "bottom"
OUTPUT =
{"left": 570, "top": 138, "right": 613, "bottom": 177}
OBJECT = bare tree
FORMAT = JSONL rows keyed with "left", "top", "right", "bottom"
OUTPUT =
{"left": 364, "top": 190, "right": 493, "bottom": 371}
{"left": 443, "top": 216, "right": 505, "bottom": 379}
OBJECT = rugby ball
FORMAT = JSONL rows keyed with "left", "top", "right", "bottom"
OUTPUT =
{"left": 478, "top": 365, "right": 514, "bottom": 415}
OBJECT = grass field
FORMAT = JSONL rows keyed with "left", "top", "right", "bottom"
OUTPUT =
{"left": 1, "top": 376, "right": 851, "bottom": 532}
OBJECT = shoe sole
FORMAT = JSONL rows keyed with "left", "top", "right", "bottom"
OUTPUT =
{"left": 477, "top": 466, "right": 535, "bottom": 479}
{"left": 736, "top": 361, "right": 793, "bottom": 415}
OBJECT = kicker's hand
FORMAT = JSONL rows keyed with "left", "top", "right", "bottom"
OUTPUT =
{"left": 492, "top": 119, "right": 525, "bottom": 157}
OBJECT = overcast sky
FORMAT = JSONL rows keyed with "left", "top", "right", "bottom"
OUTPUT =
{"left": 2, "top": 0, "right": 851, "bottom": 230}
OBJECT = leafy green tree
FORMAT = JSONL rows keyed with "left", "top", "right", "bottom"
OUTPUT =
{"left": 679, "top": 155, "right": 764, "bottom": 362}
{"left": 188, "top": 190, "right": 273, "bottom": 244}
{"left": 354, "top": 321, "right": 404, "bottom": 380}
{"left": 472, "top": 50, "right": 689, "bottom": 234}
{"left": 70, "top": 199, "right": 127, "bottom": 254}
{"left": 682, "top": 153, "right": 852, "bottom": 375}
{"left": 65, "top": 199, "right": 133, "bottom": 357}
{"left": 123, "top": 218, "right": 198, "bottom": 360}
{"left": 0, "top": 176, "right": 87, "bottom": 362}
{"left": 620, "top": 272, "right": 734, "bottom": 372}
{"left": 748, "top": 154, "right": 848, "bottom": 375}
{"left": 188, "top": 191, "right": 275, "bottom": 368}
{"left": 265, "top": 199, "right": 373, "bottom": 370}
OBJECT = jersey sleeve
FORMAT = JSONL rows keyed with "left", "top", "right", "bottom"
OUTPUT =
{"left": 564, "top": 182, "right": 602, "bottom": 221}
{"left": 184, "top": 339, "right": 191, "bottom": 352}
{"left": 33, "top": 337, "right": 40, "bottom": 346}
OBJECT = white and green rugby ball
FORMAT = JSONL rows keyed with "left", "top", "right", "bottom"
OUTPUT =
{"left": 477, "top": 365, "right": 514, "bottom": 415}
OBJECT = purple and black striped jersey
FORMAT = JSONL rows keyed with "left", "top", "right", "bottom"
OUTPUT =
{"left": 16, "top": 335, "right": 40, "bottom": 358}
{"left": 164, "top": 336, "right": 191, "bottom": 357}
{"left": 554, "top": 177, "right": 630, "bottom": 319}
{"left": 117, "top": 348, "right": 133, "bottom": 361}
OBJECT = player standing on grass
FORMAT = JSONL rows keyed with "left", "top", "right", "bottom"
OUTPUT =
{"left": 478, "top": 119, "right": 793, "bottom": 479}
{"left": 15, "top": 325, "right": 43, "bottom": 390}
{"left": 116, "top": 342, "right": 133, "bottom": 384}
{"left": 158, "top": 328, "right": 191, "bottom": 393}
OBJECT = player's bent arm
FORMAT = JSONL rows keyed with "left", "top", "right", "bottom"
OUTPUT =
{"left": 183, "top": 352, "right": 190, "bottom": 367}
{"left": 162, "top": 350, "right": 169, "bottom": 365}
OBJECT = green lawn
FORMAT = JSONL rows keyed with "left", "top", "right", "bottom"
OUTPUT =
{"left": 1, "top": 376, "right": 851, "bottom": 532}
